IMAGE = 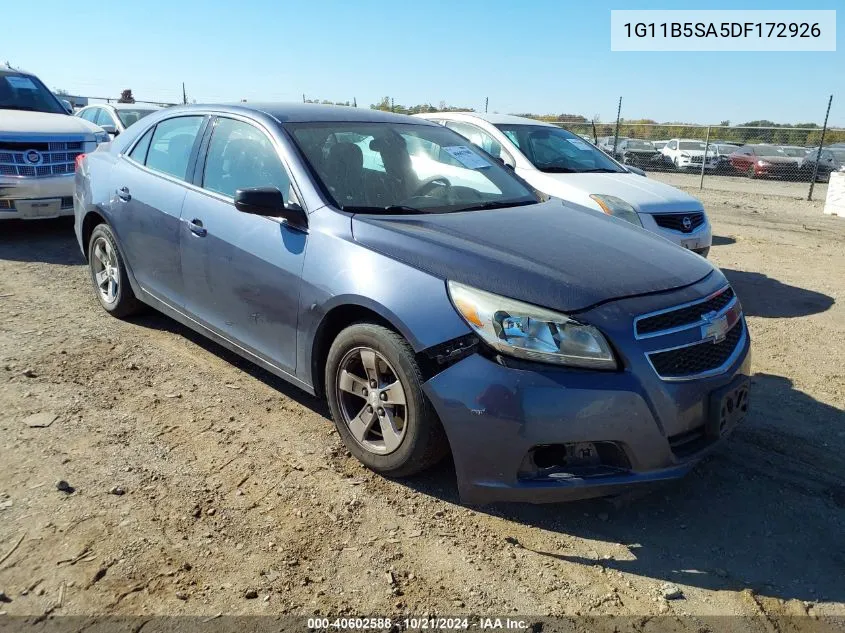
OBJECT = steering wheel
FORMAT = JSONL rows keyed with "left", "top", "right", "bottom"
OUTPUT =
{"left": 411, "top": 176, "right": 452, "bottom": 200}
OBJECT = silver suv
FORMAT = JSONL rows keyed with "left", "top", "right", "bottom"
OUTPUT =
{"left": 1, "top": 65, "right": 107, "bottom": 220}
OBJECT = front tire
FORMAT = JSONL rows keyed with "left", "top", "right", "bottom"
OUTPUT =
{"left": 325, "top": 323, "right": 448, "bottom": 477}
{"left": 87, "top": 224, "right": 141, "bottom": 318}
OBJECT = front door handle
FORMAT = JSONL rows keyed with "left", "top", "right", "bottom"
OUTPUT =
{"left": 188, "top": 218, "right": 207, "bottom": 237}
{"left": 117, "top": 186, "right": 131, "bottom": 202}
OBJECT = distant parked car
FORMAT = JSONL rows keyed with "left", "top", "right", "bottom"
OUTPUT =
{"left": 798, "top": 147, "right": 845, "bottom": 182}
{"left": 615, "top": 139, "right": 673, "bottom": 170}
{"left": 75, "top": 103, "right": 162, "bottom": 138}
{"left": 778, "top": 146, "right": 810, "bottom": 165}
{"left": 415, "top": 112, "right": 712, "bottom": 256}
{"left": 706, "top": 144, "right": 740, "bottom": 173}
{"left": 728, "top": 145, "right": 800, "bottom": 179}
{"left": 596, "top": 136, "right": 625, "bottom": 155}
{"left": 652, "top": 140, "right": 668, "bottom": 152}
{"left": 661, "top": 139, "right": 718, "bottom": 171}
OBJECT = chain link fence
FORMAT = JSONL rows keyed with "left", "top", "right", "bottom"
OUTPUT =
{"left": 549, "top": 105, "right": 842, "bottom": 201}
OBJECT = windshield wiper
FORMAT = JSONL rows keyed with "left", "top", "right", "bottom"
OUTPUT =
{"left": 343, "top": 205, "right": 426, "bottom": 215}
{"left": 580, "top": 168, "right": 621, "bottom": 173}
{"left": 455, "top": 200, "right": 537, "bottom": 212}
{"left": 539, "top": 166, "right": 578, "bottom": 173}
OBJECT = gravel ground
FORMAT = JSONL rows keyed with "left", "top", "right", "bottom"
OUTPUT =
{"left": 0, "top": 188, "right": 843, "bottom": 628}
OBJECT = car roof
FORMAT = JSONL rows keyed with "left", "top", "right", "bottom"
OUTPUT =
{"left": 159, "top": 102, "right": 440, "bottom": 125}
{"left": 416, "top": 111, "right": 558, "bottom": 127}
{"left": 110, "top": 103, "right": 163, "bottom": 110}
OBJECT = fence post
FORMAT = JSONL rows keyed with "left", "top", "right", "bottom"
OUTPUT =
{"left": 808, "top": 94, "right": 833, "bottom": 202}
{"left": 612, "top": 97, "right": 622, "bottom": 157}
{"left": 700, "top": 126, "right": 711, "bottom": 190}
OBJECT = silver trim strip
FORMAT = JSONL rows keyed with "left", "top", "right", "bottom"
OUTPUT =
{"left": 633, "top": 285, "right": 733, "bottom": 340}
{"left": 646, "top": 320, "right": 746, "bottom": 382}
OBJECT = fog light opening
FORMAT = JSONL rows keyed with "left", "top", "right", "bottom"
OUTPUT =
{"left": 518, "top": 442, "right": 631, "bottom": 481}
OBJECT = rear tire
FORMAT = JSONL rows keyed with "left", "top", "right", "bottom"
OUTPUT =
{"left": 87, "top": 224, "right": 141, "bottom": 318}
{"left": 325, "top": 323, "right": 448, "bottom": 477}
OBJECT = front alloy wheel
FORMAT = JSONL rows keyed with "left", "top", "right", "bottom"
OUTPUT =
{"left": 336, "top": 347, "right": 407, "bottom": 454}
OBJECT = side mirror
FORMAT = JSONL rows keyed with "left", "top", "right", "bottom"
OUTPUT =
{"left": 61, "top": 99, "right": 73, "bottom": 114}
{"left": 234, "top": 187, "right": 308, "bottom": 231}
{"left": 100, "top": 124, "right": 118, "bottom": 136}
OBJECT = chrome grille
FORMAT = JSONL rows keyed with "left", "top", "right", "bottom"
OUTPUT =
{"left": 652, "top": 212, "right": 706, "bottom": 233}
{"left": 0, "top": 138, "right": 84, "bottom": 178}
{"left": 648, "top": 323, "right": 744, "bottom": 380}
{"left": 636, "top": 287, "right": 734, "bottom": 337}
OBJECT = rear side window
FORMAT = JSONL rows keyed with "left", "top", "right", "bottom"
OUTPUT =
{"left": 202, "top": 117, "right": 291, "bottom": 201}
{"left": 145, "top": 116, "right": 204, "bottom": 181}
{"left": 128, "top": 127, "right": 154, "bottom": 163}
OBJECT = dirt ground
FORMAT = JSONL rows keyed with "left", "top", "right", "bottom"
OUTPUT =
{"left": 1, "top": 187, "right": 844, "bottom": 628}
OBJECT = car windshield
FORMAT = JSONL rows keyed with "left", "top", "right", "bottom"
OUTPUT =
{"left": 0, "top": 70, "right": 66, "bottom": 114}
{"left": 287, "top": 122, "right": 538, "bottom": 214}
{"left": 828, "top": 148, "right": 845, "bottom": 162}
{"left": 779, "top": 147, "right": 806, "bottom": 157}
{"left": 679, "top": 141, "right": 706, "bottom": 151}
{"left": 494, "top": 124, "right": 624, "bottom": 173}
{"left": 754, "top": 145, "right": 786, "bottom": 157}
{"left": 116, "top": 109, "right": 157, "bottom": 127}
{"left": 625, "top": 140, "right": 654, "bottom": 150}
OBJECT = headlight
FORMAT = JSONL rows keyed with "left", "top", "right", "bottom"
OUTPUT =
{"left": 589, "top": 194, "right": 642, "bottom": 226}
{"left": 94, "top": 131, "right": 109, "bottom": 144}
{"left": 757, "top": 160, "right": 770, "bottom": 166}
{"left": 447, "top": 281, "right": 617, "bottom": 370}
{"left": 681, "top": 153, "right": 690, "bottom": 158}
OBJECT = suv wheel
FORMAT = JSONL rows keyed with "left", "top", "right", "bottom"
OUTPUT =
{"left": 325, "top": 323, "right": 448, "bottom": 477}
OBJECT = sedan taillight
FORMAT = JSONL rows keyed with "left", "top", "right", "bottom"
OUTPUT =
{"left": 74, "top": 153, "right": 86, "bottom": 172}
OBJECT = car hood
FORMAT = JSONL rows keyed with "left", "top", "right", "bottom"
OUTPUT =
{"left": 351, "top": 200, "right": 715, "bottom": 313}
{"left": 537, "top": 172, "right": 704, "bottom": 213}
{"left": 0, "top": 110, "right": 101, "bottom": 137}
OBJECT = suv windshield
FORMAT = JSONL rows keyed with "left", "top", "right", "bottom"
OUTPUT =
{"left": 625, "top": 140, "right": 654, "bottom": 150}
{"left": 287, "top": 122, "right": 538, "bottom": 213}
{"left": 679, "top": 141, "right": 706, "bottom": 151}
{"left": 495, "top": 124, "right": 624, "bottom": 174}
{"left": 0, "top": 70, "right": 66, "bottom": 114}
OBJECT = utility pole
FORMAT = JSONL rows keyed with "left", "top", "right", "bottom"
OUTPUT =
{"left": 612, "top": 96, "right": 622, "bottom": 158}
{"left": 391, "top": 97, "right": 394, "bottom": 113}
{"left": 808, "top": 94, "right": 833, "bottom": 202}
{"left": 302, "top": 93, "right": 306, "bottom": 103}
{"left": 182, "top": 82, "right": 187, "bottom": 105}
{"left": 485, "top": 97, "right": 488, "bottom": 113}
{"left": 353, "top": 97, "right": 357, "bottom": 108}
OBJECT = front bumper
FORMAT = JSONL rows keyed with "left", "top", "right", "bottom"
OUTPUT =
{"left": 423, "top": 275, "right": 751, "bottom": 504}
{"left": 676, "top": 158, "right": 717, "bottom": 170}
{"left": 0, "top": 174, "right": 76, "bottom": 220}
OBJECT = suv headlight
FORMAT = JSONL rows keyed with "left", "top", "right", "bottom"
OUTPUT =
{"left": 589, "top": 194, "right": 642, "bottom": 226}
{"left": 94, "top": 131, "right": 109, "bottom": 144}
{"left": 447, "top": 281, "right": 617, "bottom": 370}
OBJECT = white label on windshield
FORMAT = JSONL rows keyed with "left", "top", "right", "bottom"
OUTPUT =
{"left": 443, "top": 145, "right": 491, "bottom": 169}
{"left": 6, "top": 76, "right": 37, "bottom": 90}
{"left": 567, "top": 138, "right": 593, "bottom": 151}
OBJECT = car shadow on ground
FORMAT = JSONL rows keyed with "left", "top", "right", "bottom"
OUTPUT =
{"left": 0, "top": 218, "right": 84, "bottom": 266}
{"left": 721, "top": 268, "right": 834, "bottom": 318}
{"left": 405, "top": 371, "right": 845, "bottom": 605}
{"left": 711, "top": 234, "right": 736, "bottom": 246}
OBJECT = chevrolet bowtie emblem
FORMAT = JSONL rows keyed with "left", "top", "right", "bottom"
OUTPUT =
{"left": 700, "top": 310, "right": 729, "bottom": 344}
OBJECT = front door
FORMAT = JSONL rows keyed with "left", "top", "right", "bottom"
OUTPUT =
{"left": 179, "top": 116, "right": 306, "bottom": 373}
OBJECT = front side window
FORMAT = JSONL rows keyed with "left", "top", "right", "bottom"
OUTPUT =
{"left": 95, "top": 109, "right": 116, "bottom": 127}
{"left": 494, "top": 124, "right": 624, "bottom": 174}
{"left": 445, "top": 121, "right": 503, "bottom": 159}
{"left": 144, "top": 116, "right": 204, "bottom": 181}
{"left": 203, "top": 117, "right": 291, "bottom": 201}
{"left": 288, "top": 121, "right": 537, "bottom": 213}
{"left": 0, "top": 70, "right": 66, "bottom": 114}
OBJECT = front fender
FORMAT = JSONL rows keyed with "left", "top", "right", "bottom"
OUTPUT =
{"left": 295, "top": 207, "right": 472, "bottom": 387}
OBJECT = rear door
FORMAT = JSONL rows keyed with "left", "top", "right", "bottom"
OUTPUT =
{"left": 110, "top": 115, "right": 207, "bottom": 304}
{"left": 179, "top": 115, "right": 306, "bottom": 373}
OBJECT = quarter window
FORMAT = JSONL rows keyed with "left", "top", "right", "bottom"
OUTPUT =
{"left": 128, "top": 127, "right": 154, "bottom": 163}
{"left": 145, "top": 116, "right": 204, "bottom": 181}
{"left": 202, "top": 118, "right": 291, "bottom": 201}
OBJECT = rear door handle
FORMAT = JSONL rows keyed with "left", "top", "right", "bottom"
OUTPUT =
{"left": 117, "top": 186, "right": 131, "bottom": 202}
{"left": 188, "top": 218, "right": 207, "bottom": 237}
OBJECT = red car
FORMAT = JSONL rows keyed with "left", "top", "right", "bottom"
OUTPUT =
{"left": 729, "top": 144, "right": 800, "bottom": 179}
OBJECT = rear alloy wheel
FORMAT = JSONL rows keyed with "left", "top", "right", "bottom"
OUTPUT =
{"left": 325, "top": 323, "right": 447, "bottom": 477}
{"left": 88, "top": 224, "right": 141, "bottom": 318}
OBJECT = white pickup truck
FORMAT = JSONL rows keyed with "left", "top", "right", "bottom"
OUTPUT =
{"left": 1, "top": 65, "right": 107, "bottom": 220}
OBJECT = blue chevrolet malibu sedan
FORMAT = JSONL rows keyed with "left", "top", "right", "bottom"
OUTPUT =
{"left": 74, "top": 104, "right": 750, "bottom": 504}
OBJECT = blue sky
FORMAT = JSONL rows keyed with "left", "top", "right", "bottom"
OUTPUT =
{"left": 3, "top": 0, "right": 842, "bottom": 125}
